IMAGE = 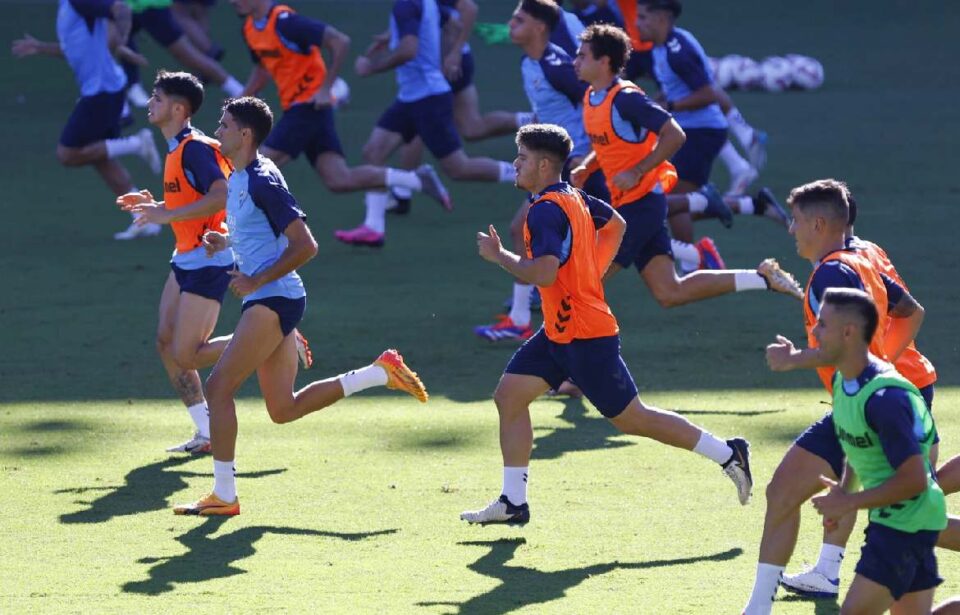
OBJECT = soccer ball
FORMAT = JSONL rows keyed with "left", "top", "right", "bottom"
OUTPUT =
{"left": 760, "top": 56, "right": 794, "bottom": 92}
{"left": 331, "top": 77, "right": 351, "bottom": 108}
{"left": 714, "top": 55, "right": 740, "bottom": 89}
{"left": 706, "top": 56, "right": 720, "bottom": 81}
{"left": 786, "top": 54, "right": 825, "bottom": 90}
{"left": 732, "top": 56, "right": 764, "bottom": 90}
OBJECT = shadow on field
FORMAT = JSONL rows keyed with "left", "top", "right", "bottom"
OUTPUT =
{"left": 416, "top": 537, "right": 743, "bottom": 614}
{"left": 122, "top": 517, "right": 398, "bottom": 595}
{"left": 779, "top": 593, "right": 840, "bottom": 614}
{"left": 56, "top": 457, "right": 286, "bottom": 524}
{"left": 532, "top": 398, "right": 634, "bottom": 460}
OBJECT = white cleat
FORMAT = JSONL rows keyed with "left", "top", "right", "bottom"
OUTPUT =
{"left": 166, "top": 431, "right": 211, "bottom": 455}
{"left": 114, "top": 218, "right": 162, "bottom": 240}
{"left": 127, "top": 82, "right": 150, "bottom": 108}
{"left": 137, "top": 127, "right": 163, "bottom": 174}
{"left": 728, "top": 165, "right": 759, "bottom": 196}
{"left": 460, "top": 495, "right": 530, "bottom": 525}
{"left": 780, "top": 566, "right": 840, "bottom": 598}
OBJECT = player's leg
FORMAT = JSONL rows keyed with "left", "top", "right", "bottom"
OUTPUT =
{"left": 715, "top": 87, "right": 767, "bottom": 172}
{"left": 841, "top": 575, "right": 897, "bottom": 614}
{"left": 452, "top": 83, "right": 520, "bottom": 142}
{"left": 892, "top": 590, "right": 936, "bottom": 615}
{"left": 171, "top": 290, "right": 229, "bottom": 371}
{"left": 667, "top": 128, "right": 728, "bottom": 244}
{"left": 934, "top": 597, "right": 960, "bottom": 614}
{"left": 387, "top": 138, "right": 426, "bottom": 215}
{"left": 170, "top": 0, "right": 217, "bottom": 58}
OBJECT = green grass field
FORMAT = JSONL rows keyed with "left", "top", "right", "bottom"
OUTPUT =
{"left": 1, "top": 1, "right": 958, "bottom": 612}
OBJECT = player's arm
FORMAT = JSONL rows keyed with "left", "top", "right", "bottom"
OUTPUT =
{"left": 356, "top": 1, "right": 421, "bottom": 76}
{"left": 610, "top": 91, "right": 686, "bottom": 190}
{"left": 242, "top": 219, "right": 318, "bottom": 291}
{"left": 320, "top": 25, "right": 350, "bottom": 89}
{"left": 584, "top": 192, "right": 625, "bottom": 275}
{"left": 451, "top": 0, "right": 477, "bottom": 51}
{"left": 570, "top": 150, "right": 599, "bottom": 187}
{"left": 663, "top": 38, "right": 720, "bottom": 111}
{"left": 881, "top": 275, "right": 924, "bottom": 362}
{"left": 11, "top": 34, "right": 63, "bottom": 58}
{"left": 477, "top": 202, "right": 569, "bottom": 286}
{"left": 242, "top": 64, "right": 271, "bottom": 97}
{"left": 442, "top": 0, "right": 476, "bottom": 79}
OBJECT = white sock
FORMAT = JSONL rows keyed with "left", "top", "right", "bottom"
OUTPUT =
{"left": 693, "top": 432, "right": 733, "bottom": 464}
{"left": 385, "top": 168, "right": 423, "bottom": 191}
{"left": 392, "top": 186, "right": 413, "bottom": 200}
{"left": 339, "top": 364, "right": 388, "bottom": 397}
{"left": 815, "top": 543, "right": 845, "bottom": 580}
{"left": 734, "top": 270, "right": 767, "bottom": 292}
{"left": 363, "top": 191, "right": 389, "bottom": 233}
{"left": 515, "top": 111, "right": 535, "bottom": 127}
{"left": 687, "top": 192, "right": 708, "bottom": 214}
{"left": 213, "top": 459, "right": 236, "bottom": 502}
{"left": 726, "top": 107, "right": 755, "bottom": 149}
{"left": 719, "top": 141, "right": 751, "bottom": 175}
{"left": 187, "top": 401, "right": 210, "bottom": 438}
{"left": 502, "top": 466, "right": 528, "bottom": 505}
{"left": 743, "top": 563, "right": 783, "bottom": 615}
{"left": 105, "top": 134, "right": 142, "bottom": 158}
{"left": 498, "top": 161, "right": 517, "bottom": 183}
{"left": 221, "top": 76, "right": 244, "bottom": 97}
{"left": 736, "top": 196, "right": 754, "bottom": 215}
{"left": 671, "top": 239, "right": 700, "bottom": 267}
{"left": 508, "top": 284, "right": 533, "bottom": 326}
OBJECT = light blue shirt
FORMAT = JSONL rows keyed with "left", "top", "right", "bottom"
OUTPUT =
{"left": 521, "top": 44, "right": 589, "bottom": 159}
{"left": 651, "top": 27, "right": 726, "bottom": 129}
{"left": 56, "top": 0, "right": 126, "bottom": 97}
{"left": 391, "top": 0, "right": 451, "bottom": 102}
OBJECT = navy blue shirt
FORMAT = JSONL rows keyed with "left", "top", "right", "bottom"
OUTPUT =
{"left": 168, "top": 127, "right": 227, "bottom": 195}
{"left": 393, "top": 0, "right": 422, "bottom": 38}
{"left": 248, "top": 7, "right": 328, "bottom": 63}
{"left": 527, "top": 183, "right": 614, "bottom": 264}
{"left": 611, "top": 88, "right": 671, "bottom": 138}
{"left": 808, "top": 251, "right": 906, "bottom": 317}
{"left": 69, "top": 0, "right": 113, "bottom": 21}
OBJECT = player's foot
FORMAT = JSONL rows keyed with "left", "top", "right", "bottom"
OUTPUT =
{"left": 295, "top": 329, "right": 313, "bottom": 369}
{"left": 474, "top": 315, "right": 534, "bottom": 342}
{"left": 387, "top": 188, "right": 411, "bottom": 215}
{"left": 748, "top": 130, "right": 768, "bottom": 170}
{"left": 374, "top": 349, "right": 428, "bottom": 403}
{"left": 696, "top": 237, "right": 726, "bottom": 270}
{"left": 780, "top": 566, "right": 840, "bottom": 598}
{"left": 721, "top": 437, "right": 753, "bottom": 505}
{"left": 136, "top": 127, "right": 163, "bottom": 174}
{"left": 460, "top": 495, "right": 530, "bottom": 525}
{"left": 502, "top": 287, "right": 542, "bottom": 311}
{"left": 334, "top": 225, "right": 385, "bottom": 248}
{"left": 728, "top": 165, "right": 759, "bottom": 196}
{"left": 113, "top": 218, "right": 162, "bottom": 240}
{"left": 165, "top": 431, "right": 211, "bottom": 455}
{"left": 416, "top": 164, "right": 452, "bottom": 212}
{"left": 700, "top": 183, "right": 733, "bottom": 228}
{"left": 126, "top": 82, "right": 150, "bottom": 108}
{"left": 753, "top": 187, "right": 791, "bottom": 229}
{"left": 173, "top": 492, "right": 240, "bottom": 516}
{"left": 757, "top": 258, "right": 803, "bottom": 300}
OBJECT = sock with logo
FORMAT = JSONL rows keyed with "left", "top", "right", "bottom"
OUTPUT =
{"left": 502, "top": 466, "right": 528, "bottom": 505}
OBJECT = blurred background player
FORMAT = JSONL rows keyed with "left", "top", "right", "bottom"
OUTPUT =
{"left": 170, "top": 0, "right": 225, "bottom": 64}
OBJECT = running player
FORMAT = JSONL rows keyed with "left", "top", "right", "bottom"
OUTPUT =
{"left": 173, "top": 97, "right": 429, "bottom": 516}
{"left": 460, "top": 124, "right": 753, "bottom": 524}
{"left": 170, "top": 0, "right": 224, "bottom": 63}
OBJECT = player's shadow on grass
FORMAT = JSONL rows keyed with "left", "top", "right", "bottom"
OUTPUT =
{"left": 780, "top": 593, "right": 840, "bottom": 614}
{"left": 122, "top": 517, "right": 398, "bottom": 595}
{"left": 531, "top": 398, "right": 634, "bottom": 461}
{"left": 675, "top": 408, "right": 787, "bottom": 417}
{"left": 417, "top": 537, "right": 743, "bottom": 615}
{"left": 56, "top": 457, "right": 286, "bottom": 524}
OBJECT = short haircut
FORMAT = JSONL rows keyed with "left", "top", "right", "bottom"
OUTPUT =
{"left": 579, "top": 23, "right": 631, "bottom": 74}
{"left": 637, "top": 0, "right": 683, "bottom": 18}
{"left": 222, "top": 96, "right": 273, "bottom": 146}
{"left": 154, "top": 70, "right": 204, "bottom": 116}
{"left": 786, "top": 179, "right": 850, "bottom": 226}
{"left": 516, "top": 123, "right": 572, "bottom": 164}
{"left": 519, "top": 0, "right": 560, "bottom": 31}
{"left": 823, "top": 288, "right": 879, "bottom": 344}
{"left": 847, "top": 192, "right": 858, "bottom": 226}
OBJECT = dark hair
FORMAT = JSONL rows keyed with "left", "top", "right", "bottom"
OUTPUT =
{"left": 786, "top": 179, "right": 850, "bottom": 226}
{"left": 154, "top": 70, "right": 204, "bottom": 115}
{"left": 516, "top": 123, "right": 572, "bottom": 163}
{"left": 847, "top": 192, "right": 858, "bottom": 226}
{"left": 823, "top": 288, "right": 879, "bottom": 344}
{"left": 637, "top": 0, "right": 682, "bottom": 18}
{"left": 579, "top": 23, "right": 631, "bottom": 74}
{"left": 519, "top": 0, "right": 560, "bottom": 30}
{"left": 222, "top": 96, "right": 273, "bottom": 146}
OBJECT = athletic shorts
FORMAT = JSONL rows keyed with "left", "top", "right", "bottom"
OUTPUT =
{"left": 671, "top": 127, "right": 727, "bottom": 187}
{"left": 623, "top": 49, "right": 653, "bottom": 82}
{"left": 449, "top": 51, "right": 475, "bottom": 94}
{"left": 856, "top": 523, "right": 941, "bottom": 600}
{"left": 264, "top": 103, "right": 344, "bottom": 166}
{"left": 59, "top": 90, "right": 126, "bottom": 148}
{"left": 376, "top": 92, "right": 461, "bottom": 159}
{"left": 242, "top": 296, "right": 306, "bottom": 337}
{"left": 132, "top": 8, "right": 184, "bottom": 48}
{"left": 612, "top": 191, "right": 673, "bottom": 271}
{"left": 505, "top": 328, "right": 638, "bottom": 418}
{"left": 171, "top": 263, "right": 232, "bottom": 303}
{"left": 795, "top": 385, "right": 936, "bottom": 478}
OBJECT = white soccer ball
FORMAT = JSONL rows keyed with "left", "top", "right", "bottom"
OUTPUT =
{"left": 786, "top": 54, "right": 825, "bottom": 90}
{"left": 760, "top": 56, "right": 793, "bottom": 92}
{"left": 331, "top": 77, "right": 351, "bottom": 107}
{"left": 732, "top": 56, "right": 763, "bottom": 90}
{"left": 714, "top": 54, "right": 740, "bottom": 89}
{"left": 706, "top": 55, "right": 720, "bottom": 80}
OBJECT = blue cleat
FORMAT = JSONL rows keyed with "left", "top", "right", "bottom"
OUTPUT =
{"left": 700, "top": 183, "right": 734, "bottom": 228}
{"left": 754, "top": 187, "right": 791, "bottom": 229}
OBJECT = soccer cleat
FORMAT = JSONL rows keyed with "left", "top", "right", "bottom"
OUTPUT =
{"left": 502, "top": 287, "right": 542, "bottom": 311}
{"left": 460, "top": 495, "right": 530, "bottom": 525}
{"left": 374, "top": 348, "right": 429, "bottom": 403}
{"left": 173, "top": 492, "right": 240, "bottom": 516}
{"left": 700, "top": 183, "right": 734, "bottom": 228}
{"left": 748, "top": 130, "right": 768, "bottom": 171}
{"left": 696, "top": 237, "right": 726, "bottom": 270}
{"left": 780, "top": 567, "right": 840, "bottom": 598}
{"left": 722, "top": 437, "right": 753, "bottom": 505}
{"left": 387, "top": 188, "right": 411, "bottom": 215}
{"left": 753, "top": 187, "right": 791, "bottom": 229}
{"left": 137, "top": 127, "right": 163, "bottom": 174}
{"left": 334, "top": 224, "right": 385, "bottom": 248}
{"left": 416, "top": 164, "right": 453, "bottom": 212}
{"left": 114, "top": 218, "right": 162, "bottom": 240}
{"left": 126, "top": 82, "right": 150, "bottom": 108}
{"left": 165, "top": 431, "right": 211, "bottom": 455}
{"left": 294, "top": 329, "right": 313, "bottom": 369}
{"left": 474, "top": 315, "right": 534, "bottom": 342}
{"left": 728, "top": 165, "right": 759, "bottom": 196}
{"left": 757, "top": 258, "right": 803, "bottom": 300}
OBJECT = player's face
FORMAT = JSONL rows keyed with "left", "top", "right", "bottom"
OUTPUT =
{"left": 215, "top": 111, "right": 242, "bottom": 157}
{"left": 508, "top": 10, "right": 530, "bottom": 44}
{"left": 228, "top": 0, "right": 257, "bottom": 17}
{"left": 514, "top": 145, "right": 541, "bottom": 192}
{"left": 574, "top": 44, "right": 601, "bottom": 82}
{"left": 635, "top": 5, "right": 656, "bottom": 40}
{"left": 789, "top": 205, "right": 818, "bottom": 260}
{"left": 146, "top": 88, "right": 173, "bottom": 126}
{"left": 812, "top": 303, "right": 848, "bottom": 362}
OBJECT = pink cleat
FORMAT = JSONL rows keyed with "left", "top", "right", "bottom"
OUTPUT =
{"left": 334, "top": 225, "right": 385, "bottom": 248}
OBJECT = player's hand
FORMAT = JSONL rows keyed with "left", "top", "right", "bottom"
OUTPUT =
{"left": 311, "top": 85, "right": 334, "bottom": 108}
{"left": 811, "top": 475, "right": 853, "bottom": 525}
{"left": 228, "top": 269, "right": 260, "bottom": 298}
{"left": 443, "top": 51, "right": 463, "bottom": 81}
{"left": 363, "top": 33, "right": 389, "bottom": 58}
{"left": 129, "top": 202, "right": 172, "bottom": 225}
{"left": 202, "top": 231, "right": 229, "bottom": 256}
{"left": 355, "top": 56, "right": 374, "bottom": 78}
{"left": 11, "top": 34, "right": 42, "bottom": 58}
{"left": 477, "top": 224, "right": 504, "bottom": 264}
{"left": 569, "top": 165, "right": 590, "bottom": 188}
{"left": 612, "top": 168, "right": 642, "bottom": 191}
{"left": 116, "top": 189, "right": 155, "bottom": 210}
{"left": 765, "top": 334, "right": 799, "bottom": 371}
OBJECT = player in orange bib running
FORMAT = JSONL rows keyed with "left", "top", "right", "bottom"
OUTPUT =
{"left": 460, "top": 124, "right": 753, "bottom": 525}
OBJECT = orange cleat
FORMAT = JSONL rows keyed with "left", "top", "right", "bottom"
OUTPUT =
{"left": 173, "top": 492, "right": 240, "bottom": 516}
{"left": 374, "top": 349, "right": 429, "bottom": 403}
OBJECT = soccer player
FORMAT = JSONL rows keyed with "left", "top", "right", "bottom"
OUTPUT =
{"left": 170, "top": 0, "right": 224, "bottom": 63}
{"left": 460, "top": 124, "right": 753, "bottom": 524}
{"left": 570, "top": 24, "right": 802, "bottom": 309}
{"left": 807, "top": 288, "right": 945, "bottom": 614}
{"left": 335, "top": 0, "right": 518, "bottom": 247}
{"left": 12, "top": 0, "right": 164, "bottom": 239}
{"left": 173, "top": 97, "right": 429, "bottom": 516}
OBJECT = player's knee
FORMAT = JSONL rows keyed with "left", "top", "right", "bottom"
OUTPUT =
{"left": 56, "top": 145, "right": 82, "bottom": 167}
{"left": 264, "top": 400, "right": 296, "bottom": 424}
{"left": 650, "top": 287, "right": 684, "bottom": 309}
{"left": 172, "top": 345, "right": 201, "bottom": 371}
{"left": 439, "top": 157, "right": 468, "bottom": 180}
{"left": 361, "top": 141, "right": 384, "bottom": 165}
{"left": 156, "top": 333, "right": 174, "bottom": 358}
{"left": 492, "top": 386, "right": 524, "bottom": 418}
{"left": 322, "top": 173, "right": 354, "bottom": 193}
{"left": 205, "top": 373, "right": 234, "bottom": 406}
{"left": 764, "top": 473, "right": 797, "bottom": 515}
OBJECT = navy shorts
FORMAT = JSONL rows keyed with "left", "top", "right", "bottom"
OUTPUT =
{"left": 132, "top": 8, "right": 184, "bottom": 47}
{"left": 796, "top": 385, "right": 935, "bottom": 478}
{"left": 59, "top": 90, "right": 126, "bottom": 148}
{"left": 265, "top": 103, "right": 344, "bottom": 166}
{"left": 612, "top": 191, "right": 673, "bottom": 271}
{"left": 505, "top": 329, "right": 638, "bottom": 418}
{"left": 623, "top": 49, "right": 654, "bottom": 82}
{"left": 377, "top": 92, "right": 461, "bottom": 159}
{"left": 242, "top": 296, "right": 305, "bottom": 337}
{"left": 449, "top": 51, "right": 475, "bottom": 94}
{"left": 671, "top": 127, "right": 727, "bottom": 186}
{"left": 856, "top": 523, "right": 941, "bottom": 600}
{"left": 171, "top": 263, "right": 232, "bottom": 303}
